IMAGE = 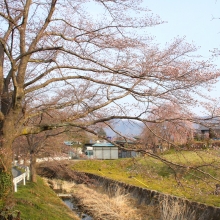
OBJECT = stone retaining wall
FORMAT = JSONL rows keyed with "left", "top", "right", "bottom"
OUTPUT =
{"left": 80, "top": 173, "right": 220, "bottom": 220}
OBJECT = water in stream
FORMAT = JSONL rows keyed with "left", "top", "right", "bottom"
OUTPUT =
{"left": 62, "top": 198, "right": 93, "bottom": 220}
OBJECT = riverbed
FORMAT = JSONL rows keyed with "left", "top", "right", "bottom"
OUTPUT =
{"left": 62, "top": 198, "right": 93, "bottom": 220}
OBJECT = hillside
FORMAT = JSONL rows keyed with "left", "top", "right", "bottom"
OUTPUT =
{"left": 13, "top": 176, "right": 79, "bottom": 220}
{"left": 105, "top": 119, "right": 143, "bottom": 138}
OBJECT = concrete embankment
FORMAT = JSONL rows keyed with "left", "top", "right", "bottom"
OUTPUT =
{"left": 37, "top": 162, "right": 220, "bottom": 220}
{"left": 78, "top": 173, "right": 220, "bottom": 220}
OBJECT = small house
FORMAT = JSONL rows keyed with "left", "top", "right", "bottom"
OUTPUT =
{"left": 115, "top": 140, "right": 140, "bottom": 158}
{"left": 92, "top": 142, "right": 118, "bottom": 159}
{"left": 63, "top": 140, "right": 83, "bottom": 159}
{"left": 84, "top": 139, "right": 141, "bottom": 159}
{"left": 195, "top": 118, "right": 220, "bottom": 140}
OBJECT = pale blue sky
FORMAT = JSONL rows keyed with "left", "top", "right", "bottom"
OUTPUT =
{"left": 83, "top": 1, "right": 220, "bottom": 115}
{"left": 144, "top": 0, "right": 220, "bottom": 62}
{"left": 141, "top": 1, "right": 220, "bottom": 115}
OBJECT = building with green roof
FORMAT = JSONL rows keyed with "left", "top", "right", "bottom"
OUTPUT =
{"left": 85, "top": 142, "right": 118, "bottom": 159}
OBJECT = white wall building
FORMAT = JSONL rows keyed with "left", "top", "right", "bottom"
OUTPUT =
{"left": 86, "top": 142, "right": 118, "bottom": 159}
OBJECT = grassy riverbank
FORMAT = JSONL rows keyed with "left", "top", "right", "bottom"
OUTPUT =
{"left": 70, "top": 149, "right": 220, "bottom": 207}
{"left": 13, "top": 176, "right": 79, "bottom": 220}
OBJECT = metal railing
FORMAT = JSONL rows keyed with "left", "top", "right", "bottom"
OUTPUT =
{"left": 13, "top": 165, "right": 30, "bottom": 192}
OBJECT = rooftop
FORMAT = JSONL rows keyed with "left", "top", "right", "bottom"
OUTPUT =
{"left": 92, "top": 143, "right": 115, "bottom": 147}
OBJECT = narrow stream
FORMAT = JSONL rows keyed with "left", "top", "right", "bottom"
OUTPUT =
{"left": 62, "top": 198, "right": 93, "bottom": 220}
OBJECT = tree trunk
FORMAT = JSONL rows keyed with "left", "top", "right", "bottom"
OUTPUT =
{"left": 0, "top": 114, "right": 15, "bottom": 207}
{"left": 30, "top": 153, "right": 37, "bottom": 183}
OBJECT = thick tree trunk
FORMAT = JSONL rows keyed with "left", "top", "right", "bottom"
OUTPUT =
{"left": 30, "top": 153, "right": 37, "bottom": 183}
{"left": 0, "top": 114, "right": 15, "bottom": 207}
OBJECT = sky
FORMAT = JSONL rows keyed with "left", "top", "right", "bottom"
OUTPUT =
{"left": 143, "top": 0, "right": 220, "bottom": 61}
{"left": 139, "top": 1, "right": 220, "bottom": 115}
{"left": 65, "top": 1, "right": 220, "bottom": 116}
{"left": 92, "top": 0, "right": 220, "bottom": 116}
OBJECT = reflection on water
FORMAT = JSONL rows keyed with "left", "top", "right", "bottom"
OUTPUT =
{"left": 63, "top": 199, "right": 74, "bottom": 210}
{"left": 63, "top": 198, "right": 93, "bottom": 220}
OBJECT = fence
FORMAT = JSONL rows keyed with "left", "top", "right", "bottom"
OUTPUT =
{"left": 13, "top": 165, "right": 30, "bottom": 192}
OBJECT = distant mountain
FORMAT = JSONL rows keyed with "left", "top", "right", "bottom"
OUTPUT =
{"left": 105, "top": 119, "right": 143, "bottom": 138}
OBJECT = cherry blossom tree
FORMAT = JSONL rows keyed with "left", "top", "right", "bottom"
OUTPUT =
{"left": 0, "top": 0, "right": 219, "bottom": 206}
{"left": 141, "top": 103, "right": 193, "bottom": 151}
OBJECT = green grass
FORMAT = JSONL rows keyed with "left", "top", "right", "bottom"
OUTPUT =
{"left": 70, "top": 149, "right": 220, "bottom": 207}
{"left": 13, "top": 176, "right": 79, "bottom": 220}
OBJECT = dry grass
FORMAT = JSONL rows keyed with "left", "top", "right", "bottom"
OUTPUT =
{"left": 72, "top": 184, "right": 159, "bottom": 220}
{"left": 159, "top": 196, "right": 196, "bottom": 220}
{"left": 42, "top": 177, "right": 199, "bottom": 219}
{"left": 43, "top": 177, "right": 76, "bottom": 192}
{"left": 42, "top": 177, "right": 199, "bottom": 220}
